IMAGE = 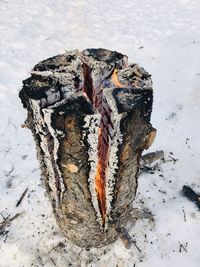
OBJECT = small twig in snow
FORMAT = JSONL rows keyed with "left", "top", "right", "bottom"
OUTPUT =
{"left": 182, "top": 209, "right": 186, "bottom": 222}
{"left": 47, "top": 242, "right": 65, "bottom": 254}
{"left": 132, "top": 240, "right": 142, "bottom": 253}
{"left": 0, "top": 212, "right": 9, "bottom": 221}
{"left": 168, "top": 155, "right": 178, "bottom": 164}
{"left": 158, "top": 189, "right": 167, "bottom": 195}
{"left": 179, "top": 242, "right": 188, "bottom": 253}
{"left": 16, "top": 187, "right": 28, "bottom": 207}
{"left": 185, "top": 138, "right": 190, "bottom": 149}
{"left": 0, "top": 212, "right": 24, "bottom": 237}
{"left": 50, "top": 258, "right": 56, "bottom": 266}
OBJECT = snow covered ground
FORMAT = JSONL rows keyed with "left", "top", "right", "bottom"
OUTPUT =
{"left": 0, "top": 0, "right": 200, "bottom": 266}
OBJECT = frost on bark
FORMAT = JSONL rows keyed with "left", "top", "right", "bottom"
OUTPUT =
{"left": 19, "top": 48, "right": 155, "bottom": 248}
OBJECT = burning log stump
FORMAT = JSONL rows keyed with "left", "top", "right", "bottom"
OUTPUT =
{"left": 19, "top": 48, "right": 155, "bottom": 248}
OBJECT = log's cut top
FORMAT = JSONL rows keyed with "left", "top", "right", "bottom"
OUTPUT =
{"left": 19, "top": 48, "right": 152, "bottom": 111}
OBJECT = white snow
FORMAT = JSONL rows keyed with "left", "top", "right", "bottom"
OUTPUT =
{"left": 0, "top": 0, "right": 200, "bottom": 266}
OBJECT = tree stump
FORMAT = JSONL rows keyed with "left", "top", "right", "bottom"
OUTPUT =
{"left": 19, "top": 48, "right": 155, "bottom": 248}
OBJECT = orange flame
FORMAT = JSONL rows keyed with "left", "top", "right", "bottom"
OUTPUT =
{"left": 95, "top": 163, "right": 106, "bottom": 225}
{"left": 111, "top": 69, "right": 124, "bottom": 88}
{"left": 95, "top": 128, "right": 107, "bottom": 226}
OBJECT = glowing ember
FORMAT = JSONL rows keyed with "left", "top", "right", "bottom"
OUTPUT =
{"left": 93, "top": 68, "right": 126, "bottom": 227}
{"left": 94, "top": 91, "right": 111, "bottom": 227}
{"left": 95, "top": 155, "right": 107, "bottom": 226}
{"left": 111, "top": 69, "right": 125, "bottom": 88}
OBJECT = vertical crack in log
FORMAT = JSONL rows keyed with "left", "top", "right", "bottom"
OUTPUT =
{"left": 82, "top": 62, "right": 112, "bottom": 228}
{"left": 94, "top": 89, "right": 112, "bottom": 227}
{"left": 82, "top": 64, "right": 128, "bottom": 228}
{"left": 82, "top": 63, "right": 94, "bottom": 104}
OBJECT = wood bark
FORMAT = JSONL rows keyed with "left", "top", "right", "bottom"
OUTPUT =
{"left": 19, "top": 48, "right": 155, "bottom": 248}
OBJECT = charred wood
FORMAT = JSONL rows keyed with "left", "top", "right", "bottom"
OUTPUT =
{"left": 19, "top": 48, "right": 155, "bottom": 248}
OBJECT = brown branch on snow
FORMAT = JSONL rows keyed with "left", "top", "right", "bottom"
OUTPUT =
{"left": 141, "top": 150, "right": 164, "bottom": 166}
{"left": 114, "top": 209, "right": 154, "bottom": 249}
{"left": 21, "top": 123, "right": 29, "bottom": 128}
{"left": 115, "top": 224, "right": 141, "bottom": 251}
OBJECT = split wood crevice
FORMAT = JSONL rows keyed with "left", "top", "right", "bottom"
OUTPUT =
{"left": 19, "top": 48, "right": 156, "bottom": 248}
